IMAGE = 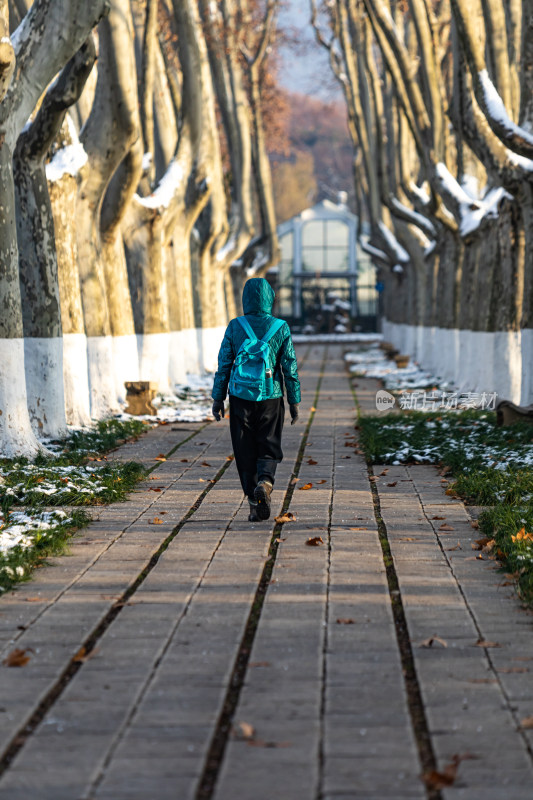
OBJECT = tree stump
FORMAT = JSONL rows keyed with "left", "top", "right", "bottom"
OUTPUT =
{"left": 124, "top": 381, "right": 158, "bottom": 416}
{"left": 496, "top": 400, "right": 533, "bottom": 427}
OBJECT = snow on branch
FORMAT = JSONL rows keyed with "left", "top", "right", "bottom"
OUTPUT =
{"left": 377, "top": 221, "right": 410, "bottom": 264}
{"left": 389, "top": 196, "right": 436, "bottom": 237}
{"left": 360, "top": 240, "right": 389, "bottom": 263}
{"left": 46, "top": 141, "right": 88, "bottom": 182}
{"left": 409, "top": 181, "right": 431, "bottom": 207}
{"left": 136, "top": 159, "right": 184, "bottom": 210}
{"left": 435, "top": 163, "right": 512, "bottom": 237}
{"left": 478, "top": 70, "right": 533, "bottom": 156}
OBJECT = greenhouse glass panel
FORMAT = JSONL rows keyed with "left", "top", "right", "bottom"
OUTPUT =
{"left": 301, "top": 248, "right": 323, "bottom": 272}
{"left": 302, "top": 220, "right": 325, "bottom": 248}
{"left": 325, "top": 219, "right": 349, "bottom": 248}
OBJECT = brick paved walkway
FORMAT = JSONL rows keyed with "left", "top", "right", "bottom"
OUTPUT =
{"left": 0, "top": 345, "right": 532, "bottom": 799}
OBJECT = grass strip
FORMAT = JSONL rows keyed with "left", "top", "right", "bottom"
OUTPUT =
{"left": 356, "top": 404, "right": 533, "bottom": 605}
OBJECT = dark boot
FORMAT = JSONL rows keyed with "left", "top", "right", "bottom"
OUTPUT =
{"left": 254, "top": 480, "right": 273, "bottom": 520}
{"left": 248, "top": 499, "right": 261, "bottom": 522}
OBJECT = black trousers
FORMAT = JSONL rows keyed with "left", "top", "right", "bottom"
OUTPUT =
{"left": 229, "top": 395, "right": 285, "bottom": 500}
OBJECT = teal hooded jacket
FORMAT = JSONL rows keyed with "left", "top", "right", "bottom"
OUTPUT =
{"left": 212, "top": 278, "right": 301, "bottom": 405}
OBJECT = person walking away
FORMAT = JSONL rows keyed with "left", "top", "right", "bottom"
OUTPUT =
{"left": 211, "top": 278, "right": 301, "bottom": 522}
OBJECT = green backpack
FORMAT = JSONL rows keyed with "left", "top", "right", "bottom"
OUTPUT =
{"left": 229, "top": 316, "right": 285, "bottom": 401}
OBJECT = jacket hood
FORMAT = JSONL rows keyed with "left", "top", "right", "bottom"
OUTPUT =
{"left": 242, "top": 278, "right": 275, "bottom": 316}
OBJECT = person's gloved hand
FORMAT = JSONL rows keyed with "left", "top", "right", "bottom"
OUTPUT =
{"left": 212, "top": 401, "right": 225, "bottom": 421}
{"left": 289, "top": 403, "right": 299, "bottom": 425}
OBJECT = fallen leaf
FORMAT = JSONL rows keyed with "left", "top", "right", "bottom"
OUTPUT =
{"left": 336, "top": 618, "right": 355, "bottom": 625}
{"left": 432, "top": 515, "right": 446, "bottom": 520}
{"left": 439, "top": 523, "right": 454, "bottom": 531}
{"left": 475, "top": 639, "right": 501, "bottom": 648}
{"left": 447, "top": 541, "right": 462, "bottom": 551}
{"left": 399, "top": 537, "right": 416, "bottom": 541}
{"left": 350, "top": 527, "right": 368, "bottom": 531}
{"left": 201, "top": 461, "right": 211, "bottom": 467}
{"left": 226, "top": 455, "right": 234, "bottom": 461}
{"left": 387, "top": 481, "right": 398, "bottom": 487}
{"left": 3, "top": 648, "right": 33, "bottom": 667}
{"left": 476, "top": 553, "right": 485, "bottom": 560}
{"left": 180, "top": 458, "right": 189, "bottom": 463}
{"left": 299, "top": 483, "right": 313, "bottom": 491}
{"left": 234, "top": 721, "right": 255, "bottom": 740}
{"left": 150, "top": 517, "right": 164, "bottom": 525}
{"left": 520, "top": 716, "right": 533, "bottom": 729}
{"left": 307, "top": 458, "right": 318, "bottom": 465}
{"left": 421, "top": 754, "right": 472, "bottom": 790}
{"left": 317, "top": 480, "right": 327, "bottom": 484}
{"left": 445, "top": 488, "right": 458, "bottom": 497}
{"left": 290, "top": 477, "right": 299, "bottom": 485}
{"left": 149, "top": 487, "right": 162, "bottom": 492}
{"left": 419, "top": 636, "right": 448, "bottom": 649}
{"left": 73, "top": 646, "right": 100, "bottom": 664}
{"left": 310, "top": 406, "right": 316, "bottom": 412}
{"left": 274, "top": 512, "right": 296, "bottom": 524}
{"left": 470, "top": 519, "right": 479, "bottom": 529}
{"left": 341, "top": 456, "right": 351, "bottom": 459}
{"left": 472, "top": 537, "right": 491, "bottom": 551}
{"left": 306, "top": 536, "right": 324, "bottom": 546}
{"left": 154, "top": 454, "right": 167, "bottom": 462}
{"left": 369, "top": 476, "right": 378, "bottom": 482}
{"left": 275, "top": 538, "right": 286, "bottom": 543}
{"left": 23, "top": 597, "right": 43, "bottom": 602}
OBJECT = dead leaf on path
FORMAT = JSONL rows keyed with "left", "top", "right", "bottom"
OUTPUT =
{"left": 3, "top": 648, "right": 33, "bottom": 667}
{"left": 154, "top": 454, "right": 167, "bottom": 462}
{"left": 336, "top": 618, "right": 355, "bottom": 625}
{"left": 445, "top": 488, "right": 459, "bottom": 497}
{"left": 310, "top": 406, "right": 316, "bottom": 412}
{"left": 419, "top": 636, "right": 448, "bottom": 649}
{"left": 399, "top": 537, "right": 416, "bottom": 541}
{"left": 475, "top": 639, "right": 501, "bottom": 648}
{"left": 472, "top": 537, "right": 491, "bottom": 550}
{"left": 369, "top": 476, "right": 378, "bottom": 482}
{"left": 341, "top": 456, "right": 351, "bottom": 459}
{"left": 198, "top": 478, "right": 206, "bottom": 483}
{"left": 447, "top": 541, "right": 462, "bottom": 551}
{"left": 432, "top": 515, "right": 446, "bottom": 520}
{"left": 520, "top": 716, "right": 533, "bottom": 729}
{"left": 149, "top": 487, "right": 162, "bottom": 492}
{"left": 439, "top": 523, "right": 454, "bottom": 531}
{"left": 249, "top": 661, "right": 271, "bottom": 668}
{"left": 201, "top": 461, "right": 211, "bottom": 467}
{"left": 234, "top": 721, "right": 255, "bottom": 741}
{"left": 150, "top": 517, "right": 164, "bottom": 525}
{"left": 299, "top": 483, "right": 313, "bottom": 491}
{"left": 475, "top": 553, "right": 485, "bottom": 560}
{"left": 23, "top": 597, "right": 43, "bottom": 603}
{"left": 317, "top": 480, "right": 327, "bottom": 484}
{"left": 180, "top": 458, "right": 189, "bottom": 463}
{"left": 275, "top": 538, "right": 286, "bottom": 543}
{"left": 379, "top": 469, "right": 389, "bottom": 476}
{"left": 290, "top": 477, "right": 299, "bottom": 485}
{"left": 350, "top": 527, "right": 368, "bottom": 531}
{"left": 387, "top": 481, "right": 398, "bottom": 487}
{"left": 421, "top": 754, "right": 474, "bottom": 790}
{"left": 470, "top": 519, "right": 479, "bottom": 529}
{"left": 307, "top": 458, "right": 318, "bottom": 465}
{"left": 226, "top": 455, "right": 234, "bottom": 462}
{"left": 306, "top": 536, "right": 324, "bottom": 546}
{"left": 73, "top": 646, "right": 100, "bottom": 664}
{"left": 274, "top": 512, "right": 296, "bottom": 524}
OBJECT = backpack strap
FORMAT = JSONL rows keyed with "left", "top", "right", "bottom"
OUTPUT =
{"left": 261, "top": 317, "right": 285, "bottom": 344}
{"left": 236, "top": 316, "right": 258, "bottom": 342}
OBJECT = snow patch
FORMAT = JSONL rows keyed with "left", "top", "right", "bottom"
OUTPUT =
{"left": 46, "top": 142, "right": 88, "bottom": 182}
{"left": 137, "top": 160, "right": 183, "bottom": 209}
